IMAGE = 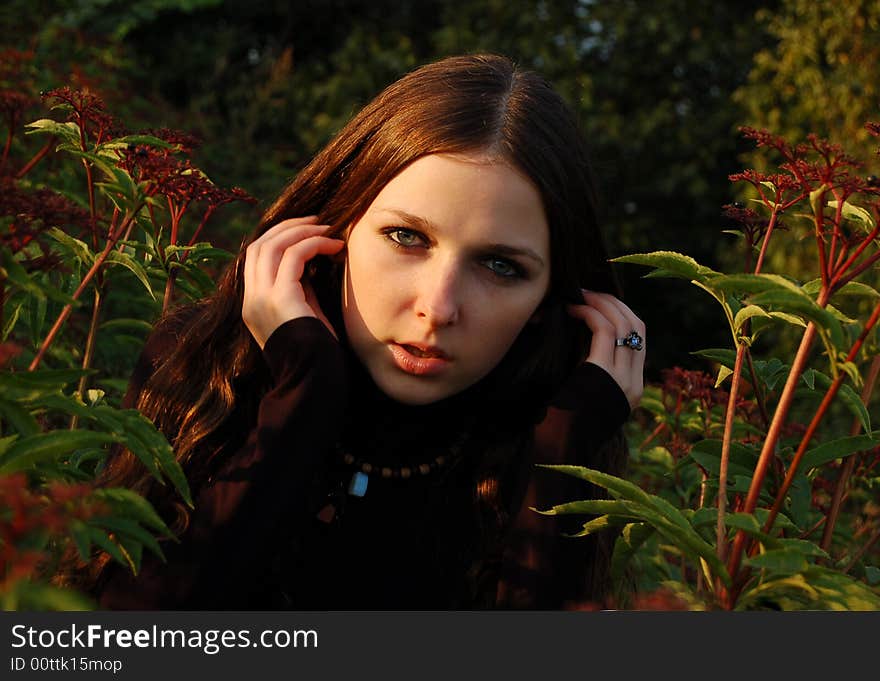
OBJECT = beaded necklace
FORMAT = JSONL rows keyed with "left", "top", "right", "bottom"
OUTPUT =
{"left": 315, "top": 431, "right": 470, "bottom": 525}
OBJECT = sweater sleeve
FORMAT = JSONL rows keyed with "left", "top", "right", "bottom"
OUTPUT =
{"left": 496, "top": 362, "right": 631, "bottom": 609}
{"left": 96, "top": 316, "right": 346, "bottom": 610}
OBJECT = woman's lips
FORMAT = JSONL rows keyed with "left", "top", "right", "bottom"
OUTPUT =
{"left": 388, "top": 343, "right": 451, "bottom": 376}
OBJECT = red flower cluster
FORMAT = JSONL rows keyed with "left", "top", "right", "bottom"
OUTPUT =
{"left": 0, "top": 49, "right": 35, "bottom": 125}
{"left": 0, "top": 178, "right": 89, "bottom": 265}
{"left": 43, "top": 87, "right": 121, "bottom": 146}
{"left": 0, "top": 474, "right": 104, "bottom": 589}
{"left": 661, "top": 367, "right": 727, "bottom": 410}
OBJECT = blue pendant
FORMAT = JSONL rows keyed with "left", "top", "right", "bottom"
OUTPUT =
{"left": 348, "top": 471, "right": 368, "bottom": 497}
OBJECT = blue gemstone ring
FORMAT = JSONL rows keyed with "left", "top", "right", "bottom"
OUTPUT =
{"left": 615, "top": 331, "right": 644, "bottom": 351}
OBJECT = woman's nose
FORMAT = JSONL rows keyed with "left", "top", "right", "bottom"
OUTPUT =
{"left": 414, "top": 258, "right": 461, "bottom": 327}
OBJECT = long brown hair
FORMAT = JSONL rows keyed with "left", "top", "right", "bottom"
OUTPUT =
{"left": 60, "top": 53, "right": 628, "bottom": 604}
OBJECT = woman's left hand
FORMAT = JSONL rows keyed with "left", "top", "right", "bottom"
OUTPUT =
{"left": 566, "top": 289, "right": 645, "bottom": 410}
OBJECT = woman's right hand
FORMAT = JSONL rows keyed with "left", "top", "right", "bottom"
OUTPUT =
{"left": 242, "top": 216, "right": 346, "bottom": 349}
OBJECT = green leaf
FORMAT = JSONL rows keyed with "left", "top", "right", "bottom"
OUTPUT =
{"left": 1, "top": 246, "right": 75, "bottom": 305}
{"left": 827, "top": 199, "right": 875, "bottom": 230}
{"left": 5, "top": 581, "right": 95, "bottom": 611}
{"left": 113, "top": 533, "right": 144, "bottom": 575}
{"left": 121, "top": 413, "right": 192, "bottom": 507}
{"left": 708, "top": 275, "right": 844, "bottom": 349}
{"left": 87, "top": 526, "right": 131, "bottom": 571}
{"left": 46, "top": 227, "right": 94, "bottom": 267}
{"left": 786, "top": 473, "right": 812, "bottom": 530}
{"left": 611, "top": 522, "right": 655, "bottom": 581}
{"left": 69, "top": 520, "right": 94, "bottom": 562}
{"left": 2, "top": 299, "right": 23, "bottom": 342}
{"left": 99, "top": 318, "right": 155, "bottom": 334}
{"left": 91, "top": 488, "right": 175, "bottom": 537}
{"left": 104, "top": 250, "right": 156, "bottom": 299}
{"left": 0, "top": 368, "right": 91, "bottom": 394}
{"left": 0, "top": 430, "right": 116, "bottom": 474}
{"left": 24, "top": 118, "right": 80, "bottom": 146}
{"left": 691, "top": 348, "right": 736, "bottom": 368}
{"left": 774, "top": 538, "right": 830, "bottom": 560}
{"left": 767, "top": 311, "right": 807, "bottom": 328}
{"left": 800, "top": 432, "right": 880, "bottom": 471}
{"left": 744, "top": 548, "right": 809, "bottom": 575}
{"left": 801, "top": 369, "right": 872, "bottom": 432}
{"left": 611, "top": 251, "right": 721, "bottom": 283}
{"left": 709, "top": 272, "right": 805, "bottom": 296}
{"left": 688, "top": 439, "right": 759, "bottom": 478}
{"left": 715, "top": 365, "right": 733, "bottom": 387}
{"left": 99, "top": 134, "right": 177, "bottom": 151}
{"left": 90, "top": 516, "right": 166, "bottom": 562}
{"left": 723, "top": 512, "right": 776, "bottom": 545}
{"left": 566, "top": 514, "right": 630, "bottom": 538}
{"left": 749, "top": 290, "right": 844, "bottom": 348}
{"left": 733, "top": 304, "right": 770, "bottom": 332}
{"left": 538, "top": 465, "right": 731, "bottom": 586}
{"left": 0, "top": 397, "right": 40, "bottom": 436}
{"left": 532, "top": 498, "right": 643, "bottom": 518}
{"left": 634, "top": 446, "right": 675, "bottom": 471}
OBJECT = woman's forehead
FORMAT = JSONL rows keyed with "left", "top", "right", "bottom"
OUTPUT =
{"left": 364, "top": 153, "right": 549, "bottom": 252}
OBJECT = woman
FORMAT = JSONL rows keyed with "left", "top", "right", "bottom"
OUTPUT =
{"left": 78, "top": 53, "right": 645, "bottom": 609}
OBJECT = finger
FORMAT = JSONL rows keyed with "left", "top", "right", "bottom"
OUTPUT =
{"left": 579, "top": 291, "right": 634, "bottom": 371}
{"left": 248, "top": 215, "right": 320, "bottom": 248}
{"left": 566, "top": 303, "right": 616, "bottom": 372}
{"left": 605, "top": 295, "right": 647, "bottom": 378}
{"left": 274, "top": 236, "right": 346, "bottom": 298}
{"left": 603, "top": 294, "right": 646, "bottom": 337}
{"left": 253, "top": 224, "right": 334, "bottom": 290}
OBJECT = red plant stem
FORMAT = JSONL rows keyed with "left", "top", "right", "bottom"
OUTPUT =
{"left": 830, "top": 222, "right": 879, "bottom": 285}
{"left": 745, "top": 349, "right": 770, "bottom": 429}
{"left": 15, "top": 138, "right": 56, "bottom": 179}
{"left": 162, "top": 270, "right": 176, "bottom": 314}
{"left": 27, "top": 206, "right": 143, "bottom": 371}
{"left": 717, "top": 343, "right": 746, "bottom": 564}
{"left": 834, "top": 250, "right": 880, "bottom": 290}
{"left": 1, "top": 112, "right": 16, "bottom": 168}
{"left": 799, "top": 515, "right": 826, "bottom": 540}
{"left": 844, "top": 524, "right": 880, "bottom": 574}
{"left": 762, "top": 299, "right": 880, "bottom": 535}
{"left": 725, "top": 314, "right": 823, "bottom": 591}
{"left": 754, "top": 206, "right": 780, "bottom": 274}
{"left": 639, "top": 421, "right": 668, "bottom": 450}
{"left": 77, "top": 123, "right": 100, "bottom": 252}
{"left": 821, "top": 353, "right": 880, "bottom": 552}
{"left": 0, "top": 274, "right": 5, "bottom": 342}
{"left": 813, "top": 187, "right": 830, "bottom": 288}
{"left": 182, "top": 205, "right": 217, "bottom": 261}
{"left": 70, "top": 279, "right": 105, "bottom": 431}
{"left": 826, "top": 189, "right": 844, "bottom": 270}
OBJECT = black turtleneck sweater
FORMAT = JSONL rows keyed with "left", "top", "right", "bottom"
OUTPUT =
{"left": 94, "top": 314, "right": 631, "bottom": 610}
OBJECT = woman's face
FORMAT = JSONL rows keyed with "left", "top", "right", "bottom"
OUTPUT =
{"left": 342, "top": 153, "right": 551, "bottom": 405}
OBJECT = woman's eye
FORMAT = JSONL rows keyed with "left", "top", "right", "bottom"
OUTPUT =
{"left": 482, "top": 257, "right": 522, "bottom": 278}
{"left": 385, "top": 228, "right": 425, "bottom": 248}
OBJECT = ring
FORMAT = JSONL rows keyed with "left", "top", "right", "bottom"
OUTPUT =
{"left": 615, "top": 330, "right": 643, "bottom": 351}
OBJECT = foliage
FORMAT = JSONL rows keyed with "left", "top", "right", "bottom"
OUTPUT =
{"left": 0, "top": 67, "right": 253, "bottom": 609}
{"left": 2, "top": 0, "right": 778, "bottom": 375}
{"left": 539, "top": 125, "right": 880, "bottom": 610}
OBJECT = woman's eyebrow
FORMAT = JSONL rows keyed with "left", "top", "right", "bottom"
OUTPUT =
{"left": 376, "top": 208, "right": 546, "bottom": 267}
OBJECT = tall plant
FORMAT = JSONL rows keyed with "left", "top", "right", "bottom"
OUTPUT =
{"left": 541, "top": 125, "right": 880, "bottom": 610}
{"left": 0, "top": 65, "right": 254, "bottom": 609}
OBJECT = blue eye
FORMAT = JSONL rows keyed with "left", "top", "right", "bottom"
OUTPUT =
{"left": 385, "top": 228, "right": 425, "bottom": 248}
{"left": 482, "top": 257, "right": 523, "bottom": 278}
